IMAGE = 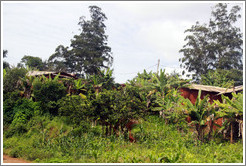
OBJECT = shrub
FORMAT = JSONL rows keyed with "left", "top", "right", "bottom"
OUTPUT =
{"left": 5, "top": 98, "right": 40, "bottom": 137}
{"left": 58, "top": 95, "right": 90, "bottom": 126}
{"left": 3, "top": 67, "right": 27, "bottom": 94}
{"left": 33, "top": 79, "right": 66, "bottom": 115}
{"left": 3, "top": 91, "right": 22, "bottom": 126}
{"left": 92, "top": 87, "right": 147, "bottom": 136}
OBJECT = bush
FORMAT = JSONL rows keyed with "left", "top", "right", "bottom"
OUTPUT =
{"left": 3, "top": 91, "right": 22, "bottom": 126}
{"left": 5, "top": 98, "right": 40, "bottom": 137}
{"left": 33, "top": 79, "right": 66, "bottom": 115}
{"left": 58, "top": 95, "right": 90, "bottom": 126}
{"left": 3, "top": 67, "right": 27, "bottom": 94}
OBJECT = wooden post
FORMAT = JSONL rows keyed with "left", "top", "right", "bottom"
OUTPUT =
{"left": 230, "top": 122, "right": 233, "bottom": 143}
{"left": 157, "top": 59, "right": 160, "bottom": 76}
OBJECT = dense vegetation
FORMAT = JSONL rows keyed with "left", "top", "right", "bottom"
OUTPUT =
{"left": 2, "top": 3, "right": 243, "bottom": 164}
{"left": 3, "top": 67, "right": 243, "bottom": 163}
{"left": 3, "top": 116, "right": 243, "bottom": 163}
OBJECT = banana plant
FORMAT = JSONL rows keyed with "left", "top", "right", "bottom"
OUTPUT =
{"left": 18, "top": 74, "right": 40, "bottom": 99}
{"left": 181, "top": 89, "right": 212, "bottom": 142}
{"left": 40, "top": 73, "right": 61, "bottom": 82}
{"left": 88, "top": 68, "right": 115, "bottom": 94}
{"left": 214, "top": 92, "right": 243, "bottom": 143}
{"left": 154, "top": 89, "right": 186, "bottom": 125}
{"left": 73, "top": 78, "right": 86, "bottom": 94}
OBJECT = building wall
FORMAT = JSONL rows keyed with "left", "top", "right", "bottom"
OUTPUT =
{"left": 179, "top": 87, "right": 233, "bottom": 104}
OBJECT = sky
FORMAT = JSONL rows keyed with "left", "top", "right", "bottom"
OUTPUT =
{"left": 1, "top": 1, "right": 244, "bottom": 83}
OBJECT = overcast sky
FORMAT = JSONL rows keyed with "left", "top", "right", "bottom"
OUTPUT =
{"left": 2, "top": 1, "right": 244, "bottom": 83}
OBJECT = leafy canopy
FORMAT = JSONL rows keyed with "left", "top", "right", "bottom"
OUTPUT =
{"left": 48, "top": 6, "right": 113, "bottom": 76}
{"left": 179, "top": 3, "right": 243, "bottom": 82}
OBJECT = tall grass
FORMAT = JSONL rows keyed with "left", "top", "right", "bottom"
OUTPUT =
{"left": 3, "top": 115, "right": 243, "bottom": 163}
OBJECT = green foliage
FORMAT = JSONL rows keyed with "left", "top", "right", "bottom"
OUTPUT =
{"left": 181, "top": 90, "right": 213, "bottom": 142}
{"left": 58, "top": 95, "right": 90, "bottom": 126}
{"left": 129, "top": 69, "right": 189, "bottom": 114}
{"left": 200, "top": 69, "right": 235, "bottom": 88}
{"left": 3, "top": 68, "right": 7, "bottom": 78}
{"left": 3, "top": 91, "right": 22, "bottom": 126}
{"left": 18, "top": 74, "right": 40, "bottom": 99}
{"left": 92, "top": 87, "right": 147, "bottom": 135}
{"left": 33, "top": 77, "right": 66, "bottom": 115}
{"left": 48, "top": 6, "right": 113, "bottom": 75}
{"left": 6, "top": 98, "right": 40, "bottom": 137}
{"left": 3, "top": 116, "right": 243, "bottom": 163}
{"left": 154, "top": 89, "right": 187, "bottom": 130}
{"left": 214, "top": 92, "right": 243, "bottom": 143}
{"left": 47, "top": 45, "right": 70, "bottom": 72}
{"left": 3, "top": 67, "right": 28, "bottom": 94}
{"left": 86, "top": 68, "right": 115, "bottom": 92}
{"left": 2, "top": 56, "right": 243, "bottom": 163}
{"left": 217, "top": 93, "right": 243, "bottom": 118}
{"left": 73, "top": 79, "right": 86, "bottom": 94}
{"left": 19, "top": 55, "right": 45, "bottom": 70}
{"left": 3, "top": 49, "right": 10, "bottom": 69}
{"left": 179, "top": 3, "right": 243, "bottom": 81}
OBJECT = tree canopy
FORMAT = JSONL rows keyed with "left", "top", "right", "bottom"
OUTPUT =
{"left": 18, "top": 55, "right": 45, "bottom": 70}
{"left": 179, "top": 3, "right": 243, "bottom": 82}
{"left": 48, "top": 6, "right": 113, "bottom": 77}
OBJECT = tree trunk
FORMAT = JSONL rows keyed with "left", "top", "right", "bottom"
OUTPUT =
{"left": 230, "top": 122, "right": 233, "bottom": 143}
{"left": 241, "top": 121, "right": 243, "bottom": 141}
{"left": 109, "top": 124, "right": 112, "bottom": 136}
{"left": 208, "top": 120, "right": 212, "bottom": 141}
{"left": 105, "top": 125, "right": 109, "bottom": 137}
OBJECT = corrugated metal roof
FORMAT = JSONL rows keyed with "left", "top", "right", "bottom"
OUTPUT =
{"left": 27, "top": 71, "right": 55, "bottom": 76}
{"left": 185, "top": 84, "right": 243, "bottom": 94}
{"left": 218, "top": 85, "right": 243, "bottom": 95}
{"left": 27, "top": 71, "right": 76, "bottom": 79}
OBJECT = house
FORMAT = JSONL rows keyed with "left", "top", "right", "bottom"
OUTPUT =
{"left": 179, "top": 84, "right": 243, "bottom": 141}
{"left": 179, "top": 84, "right": 243, "bottom": 104}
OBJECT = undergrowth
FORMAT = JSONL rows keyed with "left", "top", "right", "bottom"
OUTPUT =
{"left": 3, "top": 115, "right": 243, "bottom": 163}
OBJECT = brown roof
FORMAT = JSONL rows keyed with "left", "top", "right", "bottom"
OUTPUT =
{"left": 184, "top": 84, "right": 243, "bottom": 94}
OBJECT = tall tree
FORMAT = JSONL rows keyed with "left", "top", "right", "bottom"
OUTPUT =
{"left": 48, "top": 6, "right": 113, "bottom": 76}
{"left": 48, "top": 45, "right": 72, "bottom": 72}
{"left": 209, "top": 3, "right": 243, "bottom": 70}
{"left": 179, "top": 3, "right": 243, "bottom": 82}
{"left": 179, "top": 22, "right": 214, "bottom": 80}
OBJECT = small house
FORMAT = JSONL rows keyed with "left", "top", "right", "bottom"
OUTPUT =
{"left": 179, "top": 84, "right": 243, "bottom": 104}
{"left": 180, "top": 84, "right": 243, "bottom": 141}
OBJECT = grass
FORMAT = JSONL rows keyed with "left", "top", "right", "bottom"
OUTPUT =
{"left": 3, "top": 115, "right": 243, "bottom": 163}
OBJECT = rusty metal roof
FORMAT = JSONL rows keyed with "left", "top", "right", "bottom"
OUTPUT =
{"left": 185, "top": 84, "right": 243, "bottom": 94}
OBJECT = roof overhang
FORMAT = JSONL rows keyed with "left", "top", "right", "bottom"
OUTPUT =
{"left": 183, "top": 84, "right": 243, "bottom": 95}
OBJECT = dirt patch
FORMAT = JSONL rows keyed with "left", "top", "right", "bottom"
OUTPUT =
{"left": 3, "top": 155, "right": 31, "bottom": 163}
